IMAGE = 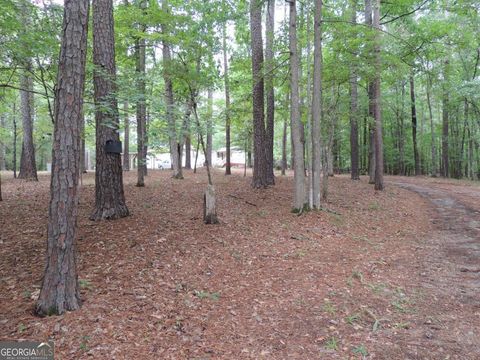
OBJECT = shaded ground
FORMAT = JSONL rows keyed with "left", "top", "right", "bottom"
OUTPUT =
{"left": 0, "top": 170, "right": 478, "bottom": 359}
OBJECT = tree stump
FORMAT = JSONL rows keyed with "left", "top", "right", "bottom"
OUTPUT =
{"left": 203, "top": 184, "right": 219, "bottom": 224}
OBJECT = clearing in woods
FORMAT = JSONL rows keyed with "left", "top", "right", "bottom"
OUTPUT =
{"left": 0, "top": 170, "right": 479, "bottom": 359}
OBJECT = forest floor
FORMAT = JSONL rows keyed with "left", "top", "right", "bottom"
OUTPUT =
{"left": 0, "top": 169, "right": 479, "bottom": 359}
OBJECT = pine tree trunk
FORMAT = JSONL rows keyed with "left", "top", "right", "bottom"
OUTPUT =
{"left": 362, "top": 114, "right": 367, "bottom": 173}
{"left": 0, "top": 115, "right": 6, "bottom": 171}
{"left": 265, "top": 0, "right": 275, "bottom": 185}
{"left": 80, "top": 113, "right": 86, "bottom": 173}
{"left": 12, "top": 103, "right": 17, "bottom": 178}
{"left": 222, "top": 23, "right": 231, "bottom": 176}
{"left": 181, "top": 100, "right": 192, "bottom": 169}
{"left": 442, "top": 59, "right": 449, "bottom": 178}
{"left": 162, "top": 1, "right": 182, "bottom": 179}
{"left": 410, "top": 73, "right": 420, "bottom": 176}
{"left": 349, "top": 0, "right": 359, "bottom": 180}
{"left": 373, "top": 0, "right": 384, "bottom": 190}
{"left": 135, "top": 2, "right": 146, "bottom": 186}
{"left": 122, "top": 0, "right": 130, "bottom": 172}
{"left": 90, "top": 0, "right": 129, "bottom": 220}
{"left": 144, "top": 110, "right": 148, "bottom": 176}
{"left": 281, "top": 93, "right": 288, "bottom": 175}
{"left": 206, "top": 89, "right": 213, "bottom": 168}
{"left": 399, "top": 80, "right": 406, "bottom": 175}
{"left": 365, "top": 0, "right": 375, "bottom": 184}
{"left": 36, "top": 0, "right": 89, "bottom": 316}
{"left": 250, "top": 0, "right": 268, "bottom": 188}
{"left": 185, "top": 132, "right": 192, "bottom": 169}
{"left": 311, "top": 0, "right": 323, "bottom": 208}
{"left": 289, "top": 0, "right": 307, "bottom": 211}
{"left": 18, "top": 63, "right": 38, "bottom": 181}
{"left": 123, "top": 101, "right": 130, "bottom": 171}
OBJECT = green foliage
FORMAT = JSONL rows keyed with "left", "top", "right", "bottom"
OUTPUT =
{"left": 0, "top": 0, "right": 478, "bottom": 180}
{"left": 324, "top": 336, "right": 339, "bottom": 351}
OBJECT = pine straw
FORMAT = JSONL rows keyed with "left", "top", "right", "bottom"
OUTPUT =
{"left": 0, "top": 170, "right": 478, "bottom": 359}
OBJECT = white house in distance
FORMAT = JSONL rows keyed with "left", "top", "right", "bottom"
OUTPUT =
{"left": 69, "top": 147, "right": 247, "bottom": 172}
{"left": 214, "top": 147, "right": 246, "bottom": 168}
{"left": 129, "top": 147, "right": 247, "bottom": 170}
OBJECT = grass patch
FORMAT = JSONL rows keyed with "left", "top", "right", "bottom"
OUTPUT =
{"left": 345, "top": 313, "right": 361, "bottom": 325}
{"left": 79, "top": 279, "right": 93, "bottom": 290}
{"left": 368, "top": 201, "right": 381, "bottom": 210}
{"left": 353, "top": 344, "right": 369, "bottom": 357}
{"left": 194, "top": 290, "right": 220, "bottom": 301}
{"left": 324, "top": 336, "right": 339, "bottom": 351}
{"left": 347, "top": 270, "right": 364, "bottom": 286}
{"left": 322, "top": 300, "right": 337, "bottom": 315}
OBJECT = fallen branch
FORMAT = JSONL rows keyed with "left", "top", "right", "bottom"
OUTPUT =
{"left": 228, "top": 194, "right": 257, "bottom": 207}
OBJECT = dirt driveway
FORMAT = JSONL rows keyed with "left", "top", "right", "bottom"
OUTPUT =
{"left": 390, "top": 177, "right": 480, "bottom": 359}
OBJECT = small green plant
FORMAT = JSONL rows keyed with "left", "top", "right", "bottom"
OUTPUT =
{"left": 391, "top": 299, "right": 409, "bottom": 313}
{"left": 18, "top": 323, "right": 27, "bottom": 333}
{"left": 322, "top": 300, "right": 337, "bottom": 315}
{"left": 194, "top": 290, "right": 220, "bottom": 301}
{"left": 368, "top": 201, "right": 381, "bottom": 210}
{"left": 368, "top": 282, "right": 387, "bottom": 294}
{"left": 325, "top": 337, "right": 339, "bottom": 351}
{"left": 231, "top": 250, "right": 242, "bottom": 261}
{"left": 22, "top": 289, "right": 32, "bottom": 299}
{"left": 353, "top": 344, "right": 368, "bottom": 356}
{"left": 79, "top": 279, "right": 92, "bottom": 290}
{"left": 345, "top": 313, "right": 361, "bottom": 325}
{"left": 294, "top": 249, "right": 307, "bottom": 258}
{"left": 174, "top": 318, "right": 184, "bottom": 332}
{"left": 393, "top": 322, "right": 410, "bottom": 329}
{"left": 347, "top": 270, "right": 364, "bottom": 286}
{"left": 79, "top": 336, "right": 90, "bottom": 352}
{"left": 257, "top": 209, "right": 268, "bottom": 217}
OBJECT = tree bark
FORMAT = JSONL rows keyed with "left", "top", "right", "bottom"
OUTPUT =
{"left": 135, "top": 1, "right": 146, "bottom": 186}
{"left": 289, "top": 0, "right": 307, "bottom": 211}
{"left": 349, "top": 0, "right": 359, "bottom": 180}
{"left": 368, "top": 99, "right": 375, "bottom": 183}
{"left": 181, "top": 99, "right": 192, "bottom": 169}
{"left": 410, "top": 72, "right": 420, "bottom": 175}
{"left": 265, "top": 0, "right": 275, "bottom": 185}
{"left": 399, "top": 80, "right": 406, "bottom": 175}
{"left": 162, "top": 0, "right": 182, "bottom": 179}
{"left": 222, "top": 22, "right": 231, "bottom": 176}
{"left": 0, "top": 115, "right": 6, "bottom": 171}
{"left": 185, "top": 123, "right": 192, "bottom": 170}
{"left": 250, "top": 0, "right": 268, "bottom": 188}
{"left": 442, "top": 59, "right": 449, "bottom": 178}
{"left": 12, "top": 102, "right": 17, "bottom": 178}
{"left": 35, "top": 0, "right": 89, "bottom": 316}
{"left": 90, "top": 0, "right": 129, "bottom": 220}
{"left": 311, "top": 0, "right": 323, "bottom": 208}
{"left": 80, "top": 113, "right": 86, "bottom": 173}
{"left": 123, "top": 101, "right": 130, "bottom": 171}
{"left": 18, "top": 62, "right": 38, "bottom": 181}
{"left": 206, "top": 88, "right": 213, "bottom": 168}
{"left": 281, "top": 92, "right": 288, "bottom": 175}
{"left": 365, "top": 0, "right": 375, "bottom": 184}
{"left": 373, "top": 0, "right": 384, "bottom": 190}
